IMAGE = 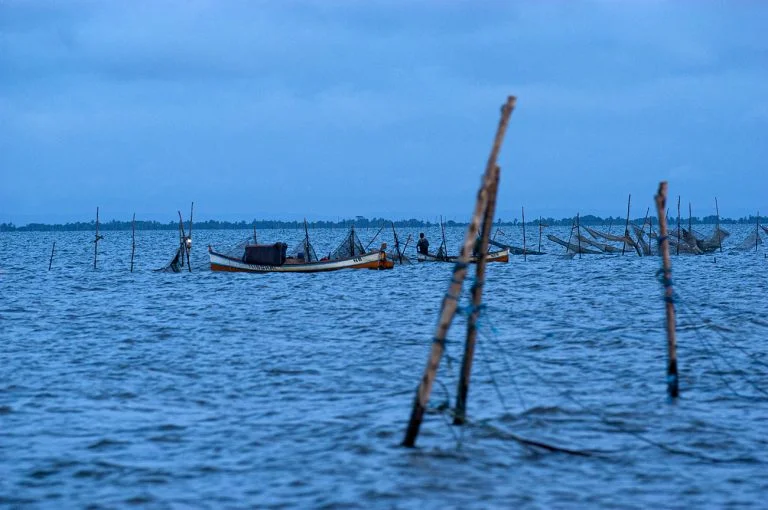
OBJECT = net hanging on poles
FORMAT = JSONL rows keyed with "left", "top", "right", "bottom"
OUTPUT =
{"left": 329, "top": 227, "right": 366, "bottom": 260}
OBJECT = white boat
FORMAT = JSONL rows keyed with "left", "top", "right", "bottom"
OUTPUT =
{"left": 209, "top": 246, "right": 391, "bottom": 273}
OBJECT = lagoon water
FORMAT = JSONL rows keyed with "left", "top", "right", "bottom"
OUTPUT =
{"left": 1, "top": 225, "right": 767, "bottom": 508}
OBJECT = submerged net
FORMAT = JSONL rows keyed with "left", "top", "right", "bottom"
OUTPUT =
{"left": 329, "top": 228, "right": 366, "bottom": 260}
{"left": 156, "top": 245, "right": 184, "bottom": 272}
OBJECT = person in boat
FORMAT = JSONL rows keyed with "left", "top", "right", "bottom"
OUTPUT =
{"left": 417, "top": 233, "right": 429, "bottom": 255}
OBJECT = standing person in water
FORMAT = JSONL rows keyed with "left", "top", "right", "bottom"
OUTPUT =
{"left": 417, "top": 232, "right": 430, "bottom": 255}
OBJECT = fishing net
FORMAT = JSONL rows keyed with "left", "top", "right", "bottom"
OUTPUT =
{"left": 389, "top": 231, "right": 413, "bottom": 264}
{"left": 155, "top": 245, "right": 185, "bottom": 272}
{"left": 733, "top": 229, "right": 762, "bottom": 251}
{"left": 329, "top": 228, "right": 366, "bottom": 260}
{"left": 289, "top": 238, "right": 318, "bottom": 263}
{"left": 222, "top": 238, "right": 252, "bottom": 259}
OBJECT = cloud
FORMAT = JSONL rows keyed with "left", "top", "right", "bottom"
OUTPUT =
{"left": 1, "top": 0, "right": 767, "bottom": 222}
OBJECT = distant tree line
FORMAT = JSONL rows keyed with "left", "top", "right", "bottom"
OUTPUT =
{"left": 1, "top": 213, "right": 763, "bottom": 232}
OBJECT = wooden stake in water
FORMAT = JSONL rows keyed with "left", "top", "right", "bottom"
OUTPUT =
{"left": 688, "top": 202, "right": 692, "bottom": 233}
{"left": 622, "top": 194, "right": 631, "bottom": 255}
{"left": 49, "top": 241, "right": 55, "bottom": 270}
{"left": 538, "top": 216, "right": 543, "bottom": 253}
{"left": 130, "top": 213, "right": 136, "bottom": 272}
{"left": 93, "top": 206, "right": 103, "bottom": 269}
{"left": 403, "top": 95, "right": 516, "bottom": 448}
{"left": 522, "top": 206, "right": 527, "bottom": 261}
{"left": 757, "top": 211, "right": 760, "bottom": 253}
{"left": 454, "top": 164, "right": 500, "bottom": 425}
{"left": 576, "top": 212, "right": 582, "bottom": 259}
{"left": 655, "top": 181, "right": 678, "bottom": 398}
{"left": 186, "top": 202, "right": 193, "bottom": 272}
{"left": 565, "top": 217, "right": 575, "bottom": 253}
{"left": 715, "top": 198, "right": 722, "bottom": 253}
{"left": 178, "top": 211, "right": 189, "bottom": 271}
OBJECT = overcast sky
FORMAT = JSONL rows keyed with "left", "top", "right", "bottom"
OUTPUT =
{"left": 2, "top": 1, "right": 766, "bottom": 224}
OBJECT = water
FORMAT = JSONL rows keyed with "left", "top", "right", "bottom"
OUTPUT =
{"left": 2, "top": 225, "right": 767, "bottom": 508}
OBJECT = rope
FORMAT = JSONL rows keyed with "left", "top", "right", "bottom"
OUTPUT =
{"left": 672, "top": 291, "right": 768, "bottom": 399}
{"left": 473, "top": 324, "right": 743, "bottom": 463}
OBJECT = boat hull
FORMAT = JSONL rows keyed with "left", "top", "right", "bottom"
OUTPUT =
{"left": 209, "top": 248, "right": 391, "bottom": 273}
{"left": 416, "top": 248, "right": 509, "bottom": 264}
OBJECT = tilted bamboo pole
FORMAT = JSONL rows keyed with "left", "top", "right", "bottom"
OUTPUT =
{"left": 622, "top": 194, "right": 631, "bottom": 255}
{"left": 365, "top": 223, "right": 385, "bottom": 251}
{"left": 49, "top": 241, "right": 55, "bottom": 270}
{"left": 454, "top": 164, "right": 500, "bottom": 425}
{"left": 655, "top": 181, "right": 679, "bottom": 398}
{"left": 565, "top": 217, "right": 575, "bottom": 254}
{"left": 403, "top": 95, "right": 516, "bottom": 448}
{"left": 178, "top": 211, "right": 187, "bottom": 270}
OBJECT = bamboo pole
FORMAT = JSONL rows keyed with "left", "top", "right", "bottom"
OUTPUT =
{"left": 676, "top": 196, "right": 681, "bottom": 256}
{"left": 454, "top": 164, "right": 500, "bottom": 425}
{"left": 538, "top": 216, "right": 542, "bottom": 253}
{"left": 757, "top": 211, "right": 760, "bottom": 253}
{"left": 688, "top": 202, "right": 692, "bottom": 233}
{"left": 392, "top": 222, "right": 403, "bottom": 264}
{"left": 130, "top": 213, "right": 136, "bottom": 272}
{"left": 186, "top": 202, "right": 193, "bottom": 272}
{"left": 440, "top": 215, "right": 448, "bottom": 260}
{"left": 576, "top": 213, "right": 582, "bottom": 259}
{"left": 715, "top": 198, "right": 722, "bottom": 253}
{"left": 93, "top": 206, "right": 102, "bottom": 269}
{"left": 522, "top": 206, "right": 527, "bottom": 261}
{"left": 403, "top": 95, "right": 516, "bottom": 448}
{"left": 565, "top": 217, "right": 575, "bottom": 254}
{"left": 655, "top": 181, "right": 678, "bottom": 398}
{"left": 365, "top": 223, "right": 385, "bottom": 251}
{"left": 178, "top": 211, "right": 187, "bottom": 269}
{"left": 622, "top": 194, "right": 631, "bottom": 255}
{"left": 48, "top": 241, "right": 55, "bottom": 270}
{"left": 402, "top": 234, "right": 413, "bottom": 254}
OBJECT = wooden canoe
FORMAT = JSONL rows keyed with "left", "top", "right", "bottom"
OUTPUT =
{"left": 416, "top": 248, "right": 509, "bottom": 264}
{"left": 209, "top": 247, "right": 392, "bottom": 273}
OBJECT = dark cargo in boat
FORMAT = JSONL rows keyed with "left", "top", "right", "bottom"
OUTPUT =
{"left": 244, "top": 243, "right": 287, "bottom": 266}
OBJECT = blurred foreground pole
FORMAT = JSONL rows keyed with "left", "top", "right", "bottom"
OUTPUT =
{"left": 454, "top": 164, "right": 500, "bottom": 425}
{"left": 403, "top": 96, "right": 516, "bottom": 447}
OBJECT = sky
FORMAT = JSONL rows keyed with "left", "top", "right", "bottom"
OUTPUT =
{"left": 1, "top": 0, "right": 767, "bottom": 224}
